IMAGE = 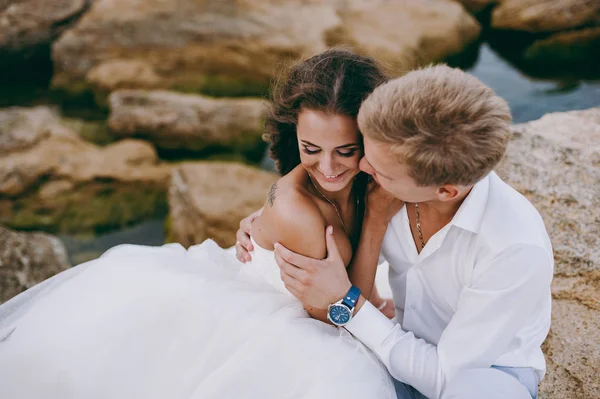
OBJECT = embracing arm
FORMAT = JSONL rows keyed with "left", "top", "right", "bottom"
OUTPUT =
{"left": 347, "top": 211, "right": 388, "bottom": 301}
{"left": 251, "top": 184, "right": 329, "bottom": 322}
{"left": 349, "top": 182, "right": 403, "bottom": 301}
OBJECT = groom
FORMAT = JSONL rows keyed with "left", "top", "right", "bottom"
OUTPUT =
{"left": 236, "top": 65, "right": 553, "bottom": 399}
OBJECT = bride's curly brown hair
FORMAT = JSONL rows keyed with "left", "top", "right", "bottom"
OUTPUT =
{"left": 264, "top": 48, "right": 387, "bottom": 175}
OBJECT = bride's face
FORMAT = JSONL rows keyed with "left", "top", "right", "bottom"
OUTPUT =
{"left": 296, "top": 109, "right": 362, "bottom": 193}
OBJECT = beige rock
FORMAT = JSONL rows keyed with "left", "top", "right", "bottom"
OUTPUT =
{"left": 0, "top": 0, "right": 88, "bottom": 55}
{"left": 51, "top": 0, "right": 480, "bottom": 98}
{"left": 108, "top": 90, "right": 267, "bottom": 151}
{"left": 168, "top": 162, "right": 277, "bottom": 248}
{"left": 452, "top": 0, "right": 497, "bottom": 14}
{"left": 0, "top": 225, "right": 70, "bottom": 304}
{"left": 492, "top": 0, "right": 600, "bottom": 33}
{"left": 0, "top": 106, "right": 172, "bottom": 234}
{"left": 498, "top": 108, "right": 600, "bottom": 398}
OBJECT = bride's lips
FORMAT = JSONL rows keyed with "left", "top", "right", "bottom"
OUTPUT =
{"left": 317, "top": 170, "right": 347, "bottom": 183}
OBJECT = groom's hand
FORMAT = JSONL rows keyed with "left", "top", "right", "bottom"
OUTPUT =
{"left": 274, "top": 226, "right": 351, "bottom": 309}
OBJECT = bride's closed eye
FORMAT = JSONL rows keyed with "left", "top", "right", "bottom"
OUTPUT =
{"left": 302, "top": 147, "right": 358, "bottom": 157}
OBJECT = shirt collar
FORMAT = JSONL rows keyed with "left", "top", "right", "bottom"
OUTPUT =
{"left": 449, "top": 171, "right": 492, "bottom": 233}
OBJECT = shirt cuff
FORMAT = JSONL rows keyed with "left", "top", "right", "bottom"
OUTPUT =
{"left": 345, "top": 300, "right": 396, "bottom": 353}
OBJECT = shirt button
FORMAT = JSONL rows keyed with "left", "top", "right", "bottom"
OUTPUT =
{"left": 410, "top": 304, "right": 416, "bottom": 310}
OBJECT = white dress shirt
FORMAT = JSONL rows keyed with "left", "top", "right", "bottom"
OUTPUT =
{"left": 345, "top": 172, "right": 553, "bottom": 399}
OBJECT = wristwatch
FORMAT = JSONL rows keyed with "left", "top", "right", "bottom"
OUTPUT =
{"left": 327, "top": 286, "right": 361, "bottom": 327}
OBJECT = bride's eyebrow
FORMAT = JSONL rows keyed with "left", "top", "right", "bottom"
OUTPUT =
{"left": 301, "top": 140, "right": 360, "bottom": 149}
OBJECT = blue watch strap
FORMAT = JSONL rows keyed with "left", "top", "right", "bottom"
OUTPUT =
{"left": 341, "top": 286, "right": 361, "bottom": 310}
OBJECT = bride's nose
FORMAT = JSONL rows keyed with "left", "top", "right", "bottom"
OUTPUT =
{"left": 319, "top": 153, "right": 336, "bottom": 175}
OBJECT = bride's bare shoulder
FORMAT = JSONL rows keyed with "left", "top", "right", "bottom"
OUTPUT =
{"left": 252, "top": 168, "right": 327, "bottom": 258}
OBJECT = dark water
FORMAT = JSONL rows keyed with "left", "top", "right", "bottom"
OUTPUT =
{"left": 467, "top": 44, "right": 600, "bottom": 124}
{"left": 55, "top": 43, "right": 599, "bottom": 263}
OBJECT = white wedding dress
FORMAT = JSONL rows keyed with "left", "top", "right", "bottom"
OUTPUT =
{"left": 0, "top": 238, "right": 396, "bottom": 399}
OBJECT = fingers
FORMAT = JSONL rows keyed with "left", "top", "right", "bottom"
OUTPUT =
{"left": 324, "top": 226, "right": 342, "bottom": 263}
{"left": 273, "top": 243, "right": 315, "bottom": 272}
{"left": 235, "top": 228, "right": 253, "bottom": 252}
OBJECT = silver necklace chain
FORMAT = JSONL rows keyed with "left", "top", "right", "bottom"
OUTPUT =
{"left": 414, "top": 202, "right": 426, "bottom": 250}
{"left": 307, "top": 173, "right": 350, "bottom": 237}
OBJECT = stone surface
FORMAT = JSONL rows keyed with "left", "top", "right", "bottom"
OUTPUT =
{"left": 0, "top": 0, "right": 88, "bottom": 56}
{"left": 498, "top": 107, "right": 600, "bottom": 398}
{"left": 453, "top": 0, "right": 497, "bottom": 13}
{"left": 0, "top": 225, "right": 70, "bottom": 304}
{"left": 168, "top": 162, "right": 277, "bottom": 248}
{"left": 523, "top": 26, "right": 600, "bottom": 66}
{"left": 0, "top": 106, "right": 172, "bottom": 235}
{"left": 108, "top": 90, "right": 267, "bottom": 152}
{"left": 491, "top": 0, "right": 600, "bottom": 33}
{"left": 51, "top": 0, "right": 480, "bottom": 99}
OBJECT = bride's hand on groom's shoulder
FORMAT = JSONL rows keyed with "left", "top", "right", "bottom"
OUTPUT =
{"left": 235, "top": 207, "right": 264, "bottom": 263}
{"left": 365, "top": 180, "right": 404, "bottom": 224}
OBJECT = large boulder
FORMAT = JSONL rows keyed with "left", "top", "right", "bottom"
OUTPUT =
{"left": 498, "top": 108, "right": 600, "bottom": 398}
{"left": 0, "top": 225, "right": 70, "bottom": 304}
{"left": 490, "top": 0, "right": 600, "bottom": 72}
{"left": 0, "top": 0, "right": 88, "bottom": 59}
{"left": 453, "top": 0, "right": 497, "bottom": 14}
{"left": 0, "top": 106, "right": 172, "bottom": 235}
{"left": 168, "top": 162, "right": 277, "bottom": 248}
{"left": 108, "top": 90, "right": 267, "bottom": 154}
{"left": 51, "top": 0, "right": 480, "bottom": 100}
{"left": 492, "top": 0, "right": 600, "bottom": 33}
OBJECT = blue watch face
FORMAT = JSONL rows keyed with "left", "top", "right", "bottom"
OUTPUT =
{"left": 329, "top": 305, "right": 351, "bottom": 325}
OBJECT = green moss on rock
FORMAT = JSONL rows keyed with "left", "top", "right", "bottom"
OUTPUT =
{"left": 2, "top": 181, "right": 168, "bottom": 237}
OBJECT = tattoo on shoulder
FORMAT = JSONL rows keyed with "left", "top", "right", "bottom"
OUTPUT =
{"left": 268, "top": 182, "right": 278, "bottom": 207}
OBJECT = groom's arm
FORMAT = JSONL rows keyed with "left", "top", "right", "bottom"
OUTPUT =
{"left": 347, "top": 209, "right": 388, "bottom": 300}
{"left": 345, "top": 244, "right": 553, "bottom": 399}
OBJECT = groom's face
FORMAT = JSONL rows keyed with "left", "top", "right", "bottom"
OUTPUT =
{"left": 360, "top": 135, "right": 437, "bottom": 203}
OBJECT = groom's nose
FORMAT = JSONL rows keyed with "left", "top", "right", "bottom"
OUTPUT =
{"left": 359, "top": 157, "right": 373, "bottom": 175}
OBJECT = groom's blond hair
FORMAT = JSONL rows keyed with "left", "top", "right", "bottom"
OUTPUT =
{"left": 358, "top": 65, "right": 512, "bottom": 187}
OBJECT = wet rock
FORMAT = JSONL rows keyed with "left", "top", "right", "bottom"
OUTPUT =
{"left": 489, "top": 0, "right": 600, "bottom": 74}
{"left": 0, "top": 106, "right": 172, "bottom": 235}
{"left": 492, "top": 0, "right": 600, "bottom": 33}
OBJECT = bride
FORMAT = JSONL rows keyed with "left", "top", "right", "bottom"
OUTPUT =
{"left": 0, "top": 49, "right": 397, "bottom": 399}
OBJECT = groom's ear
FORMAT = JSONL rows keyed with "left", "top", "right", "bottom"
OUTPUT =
{"left": 436, "top": 184, "right": 461, "bottom": 202}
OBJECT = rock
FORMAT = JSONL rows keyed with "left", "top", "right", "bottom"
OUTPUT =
{"left": 0, "top": 225, "right": 70, "bottom": 304}
{"left": 108, "top": 90, "right": 267, "bottom": 153}
{"left": 168, "top": 162, "right": 277, "bottom": 248}
{"left": 492, "top": 0, "right": 600, "bottom": 33}
{"left": 453, "top": 0, "right": 497, "bottom": 14}
{"left": 0, "top": 0, "right": 88, "bottom": 54}
{"left": 523, "top": 26, "right": 600, "bottom": 67}
{"left": 498, "top": 107, "right": 600, "bottom": 398}
{"left": 51, "top": 0, "right": 480, "bottom": 100}
{"left": 0, "top": 106, "right": 172, "bottom": 235}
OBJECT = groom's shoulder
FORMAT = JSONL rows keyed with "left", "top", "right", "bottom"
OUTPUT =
{"left": 479, "top": 173, "right": 552, "bottom": 253}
